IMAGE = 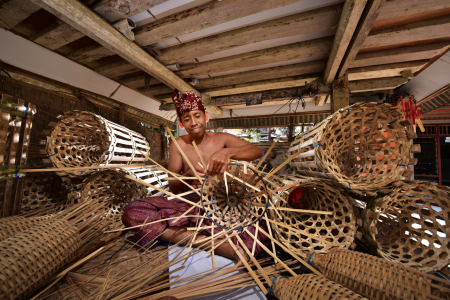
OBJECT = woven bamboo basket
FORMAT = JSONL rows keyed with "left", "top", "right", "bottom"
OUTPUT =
{"left": 124, "top": 166, "right": 169, "bottom": 197}
{"left": 310, "top": 248, "right": 450, "bottom": 300}
{"left": 45, "top": 111, "right": 150, "bottom": 175}
{"left": 289, "top": 102, "right": 418, "bottom": 191}
{"left": 269, "top": 176, "right": 357, "bottom": 258}
{"left": 21, "top": 172, "right": 69, "bottom": 213}
{"left": 201, "top": 162, "right": 269, "bottom": 229}
{"left": 0, "top": 215, "right": 53, "bottom": 242}
{"left": 0, "top": 219, "right": 80, "bottom": 299}
{"left": 354, "top": 180, "right": 450, "bottom": 272}
{"left": 272, "top": 274, "right": 367, "bottom": 300}
{"left": 79, "top": 170, "right": 142, "bottom": 226}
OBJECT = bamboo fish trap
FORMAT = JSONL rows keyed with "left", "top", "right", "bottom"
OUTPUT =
{"left": 201, "top": 162, "right": 269, "bottom": 230}
{"left": 45, "top": 111, "right": 150, "bottom": 175}
{"left": 289, "top": 102, "right": 418, "bottom": 191}
{"left": 354, "top": 180, "right": 450, "bottom": 272}
{"left": 0, "top": 214, "right": 53, "bottom": 242}
{"left": 269, "top": 176, "right": 357, "bottom": 258}
{"left": 0, "top": 200, "right": 111, "bottom": 300}
{"left": 310, "top": 248, "right": 450, "bottom": 300}
{"left": 272, "top": 274, "right": 367, "bottom": 300}
{"left": 79, "top": 170, "right": 142, "bottom": 226}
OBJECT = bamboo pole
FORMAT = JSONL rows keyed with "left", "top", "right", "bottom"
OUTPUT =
{"left": 256, "top": 141, "right": 276, "bottom": 169}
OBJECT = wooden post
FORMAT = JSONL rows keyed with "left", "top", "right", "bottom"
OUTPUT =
{"left": 331, "top": 77, "right": 350, "bottom": 113}
{"left": 119, "top": 104, "right": 124, "bottom": 125}
{"left": 160, "top": 124, "right": 167, "bottom": 160}
{"left": 288, "top": 117, "right": 294, "bottom": 143}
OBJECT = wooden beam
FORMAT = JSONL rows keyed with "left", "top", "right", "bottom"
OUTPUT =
{"left": 373, "top": 0, "right": 450, "bottom": 31}
{"left": 362, "top": 15, "right": 450, "bottom": 50}
{"left": 66, "top": 43, "right": 115, "bottom": 64}
{"left": 176, "top": 37, "right": 334, "bottom": 78}
{"left": 95, "top": 60, "right": 140, "bottom": 78}
{"left": 350, "top": 41, "right": 450, "bottom": 68}
{"left": 142, "top": 60, "right": 327, "bottom": 96}
{"left": 156, "top": 5, "right": 343, "bottom": 65}
{"left": 30, "top": 0, "right": 198, "bottom": 95}
{"left": 323, "top": 0, "right": 367, "bottom": 84}
{"left": 31, "top": 22, "right": 85, "bottom": 50}
{"left": 337, "top": 0, "right": 386, "bottom": 78}
{"left": 0, "top": 0, "right": 41, "bottom": 28}
{"left": 348, "top": 77, "right": 407, "bottom": 92}
{"left": 134, "top": 0, "right": 308, "bottom": 47}
{"left": 331, "top": 79, "right": 350, "bottom": 113}
{"left": 315, "top": 95, "right": 328, "bottom": 106}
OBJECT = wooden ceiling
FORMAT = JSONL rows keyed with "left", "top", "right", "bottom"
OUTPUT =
{"left": 1, "top": 0, "right": 450, "bottom": 120}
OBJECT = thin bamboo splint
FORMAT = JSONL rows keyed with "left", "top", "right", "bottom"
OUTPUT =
{"left": 289, "top": 102, "right": 417, "bottom": 191}
{"left": 269, "top": 176, "right": 357, "bottom": 258}
{"left": 45, "top": 111, "right": 150, "bottom": 175}
{"left": 272, "top": 274, "right": 367, "bottom": 300}
{"left": 310, "top": 247, "right": 450, "bottom": 300}
{"left": 354, "top": 180, "right": 450, "bottom": 272}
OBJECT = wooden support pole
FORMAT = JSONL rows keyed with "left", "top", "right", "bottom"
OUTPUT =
{"left": 160, "top": 125, "right": 167, "bottom": 160}
{"left": 331, "top": 77, "right": 350, "bottom": 113}
{"left": 119, "top": 104, "right": 124, "bottom": 126}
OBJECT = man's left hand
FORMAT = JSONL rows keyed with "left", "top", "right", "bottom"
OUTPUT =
{"left": 206, "top": 149, "right": 231, "bottom": 176}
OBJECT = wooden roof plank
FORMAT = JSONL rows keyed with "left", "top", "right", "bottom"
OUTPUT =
{"left": 350, "top": 41, "right": 450, "bottom": 68}
{"left": 31, "top": 22, "right": 85, "bottom": 50}
{"left": 348, "top": 76, "right": 407, "bottom": 92}
{"left": 0, "top": 0, "right": 41, "bottom": 28}
{"left": 323, "top": 0, "right": 368, "bottom": 84}
{"left": 156, "top": 4, "right": 343, "bottom": 65}
{"left": 348, "top": 60, "right": 428, "bottom": 80}
{"left": 362, "top": 15, "right": 450, "bottom": 49}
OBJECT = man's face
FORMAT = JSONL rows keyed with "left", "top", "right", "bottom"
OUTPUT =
{"left": 180, "top": 110, "right": 207, "bottom": 138}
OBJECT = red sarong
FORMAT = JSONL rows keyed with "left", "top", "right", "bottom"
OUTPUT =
{"left": 122, "top": 196, "right": 270, "bottom": 256}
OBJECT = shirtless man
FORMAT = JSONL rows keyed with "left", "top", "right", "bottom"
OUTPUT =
{"left": 122, "top": 90, "right": 267, "bottom": 261}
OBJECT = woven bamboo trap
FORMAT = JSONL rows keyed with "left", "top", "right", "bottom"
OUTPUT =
{"left": 354, "top": 180, "right": 450, "bottom": 272}
{"left": 289, "top": 102, "right": 418, "bottom": 191}
{"left": 20, "top": 172, "right": 70, "bottom": 213}
{"left": 272, "top": 274, "right": 367, "bottom": 300}
{"left": 201, "top": 162, "right": 270, "bottom": 230}
{"left": 310, "top": 247, "right": 450, "bottom": 300}
{"left": 45, "top": 111, "right": 150, "bottom": 175}
{"left": 269, "top": 176, "right": 357, "bottom": 258}
{"left": 123, "top": 166, "right": 169, "bottom": 197}
{"left": 79, "top": 170, "right": 142, "bottom": 226}
{"left": 0, "top": 214, "right": 53, "bottom": 242}
{"left": 0, "top": 200, "right": 111, "bottom": 300}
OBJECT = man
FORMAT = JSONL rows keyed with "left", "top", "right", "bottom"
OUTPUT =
{"left": 122, "top": 90, "right": 269, "bottom": 261}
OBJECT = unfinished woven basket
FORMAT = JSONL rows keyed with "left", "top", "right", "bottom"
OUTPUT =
{"left": 310, "top": 247, "right": 450, "bottom": 300}
{"left": 45, "top": 111, "right": 150, "bottom": 175}
{"left": 270, "top": 177, "right": 357, "bottom": 258}
{"left": 79, "top": 170, "right": 142, "bottom": 226}
{"left": 289, "top": 102, "right": 418, "bottom": 191}
{"left": 272, "top": 274, "right": 367, "bottom": 300}
{"left": 0, "top": 215, "right": 53, "bottom": 242}
{"left": 0, "top": 219, "right": 80, "bottom": 299}
{"left": 355, "top": 180, "right": 450, "bottom": 272}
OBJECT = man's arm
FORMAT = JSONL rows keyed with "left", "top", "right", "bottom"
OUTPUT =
{"left": 206, "top": 133, "right": 263, "bottom": 176}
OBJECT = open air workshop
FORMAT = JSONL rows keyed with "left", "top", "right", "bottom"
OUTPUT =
{"left": 0, "top": 0, "right": 450, "bottom": 299}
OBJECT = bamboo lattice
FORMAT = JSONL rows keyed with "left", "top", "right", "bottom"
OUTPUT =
{"left": 310, "top": 247, "right": 450, "bottom": 300}
{"left": 45, "top": 111, "right": 150, "bottom": 175}
{"left": 0, "top": 215, "right": 53, "bottom": 242}
{"left": 289, "top": 102, "right": 416, "bottom": 191}
{"left": 355, "top": 180, "right": 450, "bottom": 272}
{"left": 270, "top": 177, "right": 357, "bottom": 258}
{"left": 201, "top": 162, "right": 269, "bottom": 229}
{"left": 273, "top": 274, "right": 367, "bottom": 300}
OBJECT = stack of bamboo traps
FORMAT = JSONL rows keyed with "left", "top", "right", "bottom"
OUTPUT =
{"left": 288, "top": 102, "right": 419, "bottom": 191}
{"left": 272, "top": 274, "right": 367, "bottom": 300}
{"left": 310, "top": 247, "right": 450, "bottom": 300}
{"left": 353, "top": 180, "right": 450, "bottom": 272}
{"left": 268, "top": 174, "right": 357, "bottom": 259}
{"left": 0, "top": 199, "right": 117, "bottom": 299}
{"left": 44, "top": 111, "right": 150, "bottom": 176}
